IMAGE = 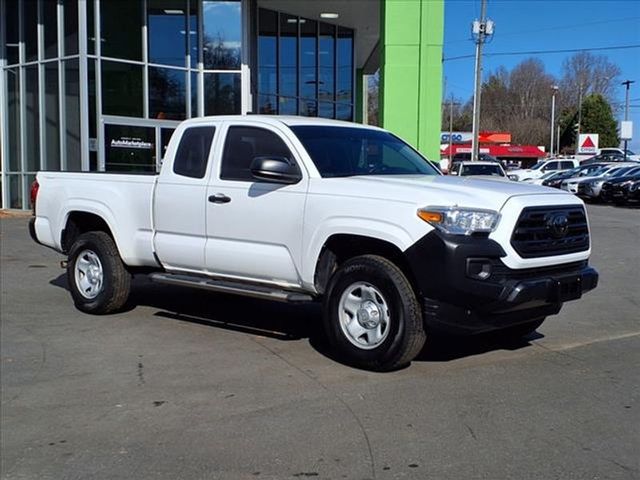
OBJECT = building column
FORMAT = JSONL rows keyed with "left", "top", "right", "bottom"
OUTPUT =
{"left": 380, "top": 0, "right": 443, "bottom": 160}
{"left": 355, "top": 68, "right": 364, "bottom": 123}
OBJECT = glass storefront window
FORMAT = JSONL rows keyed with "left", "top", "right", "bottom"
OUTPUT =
{"left": 64, "top": 0, "right": 79, "bottom": 56}
{"left": 65, "top": 59, "right": 81, "bottom": 171}
{"left": 279, "top": 14, "right": 297, "bottom": 106}
{"left": 87, "top": 0, "right": 95, "bottom": 55}
{"left": 101, "top": 60, "right": 143, "bottom": 117}
{"left": 4, "top": 2, "right": 19, "bottom": 64}
{"left": 300, "top": 19, "right": 317, "bottom": 111}
{"left": 8, "top": 175, "right": 22, "bottom": 209}
{"left": 337, "top": 27, "right": 353, "bottom": 106}
{"left": 104, "top": 124, "right": 156, "bottom": 172}
{"left": 203, "top": 0, "right": 241, "bottom": 70}
{"left": 160, "top": 128, "right": 176, "bottom": 160}
{"left": 44, "top": 62, "right": 61, "bottom": 171}
{"left": 258, "top": 94, "right": 277, "bottom": 115}
{"left": 256, "top": 9, "right": 353, "bottom": 121}
{"left": 44, "top": 0, "right": 59, "bottom": 59}
{"left": 258, "top": 9, "right": 277, "bottom": 97}
{"left": 25, "top": 66, "right": 40, "bottom": 171}
{"left": 149, "top": 67, "right": 187, "bottom": 120}
{"left": 148, "top": 0, "right": 187, "bottom": 67}
{"left": 204, "top": 72, "right": 240, "bottom": 115}
{"left": 319, "top": 23, "right": 335, "bottom": 104}
{"left": 191, "top": 71, "right": 199, "bottom": 117}
{"left": 24, "top": 0, "right": 38, "bottom": 62}
{"left": 7, "top": 68, "right": 21, "bottom": 171}
{"left": 101, "top": 0, "right": 142, "bottom": 61}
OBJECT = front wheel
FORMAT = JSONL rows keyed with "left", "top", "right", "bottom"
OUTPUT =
{"left": 67, "top": 231, "right": 131, "bottom": 314}
{"left": 323, "top": 255, "right": 426, "bottom": 371}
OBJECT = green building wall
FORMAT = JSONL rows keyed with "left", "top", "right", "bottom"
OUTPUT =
{"left": 380, "top": 0, "right": 444, "bottom": 161}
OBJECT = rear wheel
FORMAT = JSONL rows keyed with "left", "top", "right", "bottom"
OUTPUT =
{"left": 67, "top": 232, "right": 131, "bottom": 314}
{"left": 323, "top": 255, "right": 426, "bottom": 371}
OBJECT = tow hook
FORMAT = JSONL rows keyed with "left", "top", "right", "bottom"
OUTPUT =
{"left": 60, "top": 260, "right": 68, "bottom": 269}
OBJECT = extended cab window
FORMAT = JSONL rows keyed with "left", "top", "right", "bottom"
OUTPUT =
{"left": 173, "top": 126, "right": 215, "bottom": 178}
{"left": 221, "top": 126, "right": 295, "bottom": 181}
{"left": 560, "top": 161, "right": 574, "bottom": 170}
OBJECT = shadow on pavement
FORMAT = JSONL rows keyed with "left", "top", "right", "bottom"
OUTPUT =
{"left": 50, "top": 273, "right": 537, "bottom": 365}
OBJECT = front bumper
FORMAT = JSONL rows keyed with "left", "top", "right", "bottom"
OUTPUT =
{"left": 404, "top": 231, "right": 598, "bottom": 334}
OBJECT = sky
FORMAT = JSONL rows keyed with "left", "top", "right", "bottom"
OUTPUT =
{"left": 443, "top": 0, "right": 640, "bottom": 150}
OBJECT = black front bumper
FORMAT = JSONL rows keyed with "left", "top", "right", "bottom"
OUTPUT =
{"left": 404, "top": 231, "right": 598, "bottom": 334}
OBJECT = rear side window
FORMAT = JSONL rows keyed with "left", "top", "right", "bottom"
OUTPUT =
{"left": 221, "top": 126, "right": 294, "bottom": 181}
{"left": 560, "top": 161, "right": 574, "bottom": 169}
{"left": 173, "top": 126, "right": 215, "bottom": 178}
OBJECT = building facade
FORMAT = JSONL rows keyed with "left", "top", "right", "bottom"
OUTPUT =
{"left": 0, "top": 0, "right": 443, "bottom": 209}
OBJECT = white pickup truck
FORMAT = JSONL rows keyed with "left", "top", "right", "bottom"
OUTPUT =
{"left": 30, "top": 116, "right": 598, "bottom": 371}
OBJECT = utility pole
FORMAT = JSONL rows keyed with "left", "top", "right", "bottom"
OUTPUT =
{"left": 550, "top": 85, "right": 559, "bottom": 157}
{"left": 557, "top": 124, "right": 561, "bottom": 156}
{"left": 470, "top": 0, "right": 494, "bottom": 161}
{"left": 575, "top": 83, "right": 583, "bottom": 154}
{"left": 448, "top": 94, "right": 460, "bottom": 166}
{"left": 621, "top": 79, "right": 635, "bottom": 160}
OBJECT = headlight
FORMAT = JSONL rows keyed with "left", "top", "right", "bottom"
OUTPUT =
{"left": 417, "top": 207, "right": 500, "bottom": 235}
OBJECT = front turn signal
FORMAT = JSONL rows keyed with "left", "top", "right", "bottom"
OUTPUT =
{"left": 417, "top": 210, "right": 443, "bottom": 224}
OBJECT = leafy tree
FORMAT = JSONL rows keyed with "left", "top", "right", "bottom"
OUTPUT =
{"left": 557, "top": 94, "right": 619, "bottom": 151}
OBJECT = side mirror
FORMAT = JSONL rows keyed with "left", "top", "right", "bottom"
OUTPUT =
{"left": 250, "top": 156, "right": 302, "bottom": 184}
{"left": 508, "top": 174, "right": 518, "bottom": 181}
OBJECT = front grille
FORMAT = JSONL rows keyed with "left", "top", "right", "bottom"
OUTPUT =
{"left": 511, "top": 206, "right": 589, "bottom": 258}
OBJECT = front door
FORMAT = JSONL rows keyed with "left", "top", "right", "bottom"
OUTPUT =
{"left": 154, "top": 123, "right": 218, "bottom": 272}
{"left": 204, "top": 122, "right": 308, "bottom": 287}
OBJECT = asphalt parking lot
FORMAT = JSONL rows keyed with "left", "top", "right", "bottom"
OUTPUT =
{"left": 1, "top": 204, "right": 639, "bottom": 480}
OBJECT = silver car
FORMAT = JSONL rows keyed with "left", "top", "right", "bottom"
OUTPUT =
{"left": 582, "top": 165, "right": 640, "bottom": 199}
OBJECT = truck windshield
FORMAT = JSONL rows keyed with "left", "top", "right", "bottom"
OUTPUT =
{"left": 290, "top": 126, "right": 439, "bottom": 177}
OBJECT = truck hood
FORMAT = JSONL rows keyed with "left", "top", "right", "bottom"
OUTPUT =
{"left": 313, "top": 175, "right": 572, "bottom": 212}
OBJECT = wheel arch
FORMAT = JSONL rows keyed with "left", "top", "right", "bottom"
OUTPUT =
{"left": 313, "top": 233, "right": 420, "bottom": 296}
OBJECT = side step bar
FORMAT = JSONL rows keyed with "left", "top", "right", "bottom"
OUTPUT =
{"left": 149, "top": 273, "right": 315, "bottom": 303}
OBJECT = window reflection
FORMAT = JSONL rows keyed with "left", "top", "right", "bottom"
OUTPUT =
{"left": 44, "top": 0, "right": 58, "bottom": 59}
{"left": 5, "top": 3, "right": 19, "bottom": 64}
{"left": 203, "top": 1, "right": 241, "bottom": 70}
{"left": 148, "top": 0, "right": 187, "bottom": 67}
{"left": 101, "top": 61, "right": 143, "bottom": 117}
{"left": 149, "top": 67, "right": 187, "bottom": 120}
{"left": 24, "top": 0, "right": 38, "bottom": 62}
{"left": 204, "top": 72, "right": 240, "bottom": 115}
{"left": 256, "top": 9, "right": 353, "bottom": 121}
{"left": 279, "top": 14, "right": 297, "bottom": 107}
{"left": 101, "top": 0, "right": 142, "bottom": 61}
{"left": 258, "top": 9, "right": 277, "bottom": 96}
{"left": 64, "top": 0, "right": 79, "bottom": 56}
{"left": 25, "top": 66, "right": 40, "bottom": 171}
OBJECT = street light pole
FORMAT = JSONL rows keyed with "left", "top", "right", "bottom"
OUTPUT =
{"left": 550, "top": 85, "right": 558, "bottom": 157}
{"left": 470, "top": 0, "right": 493, "bottom": 161}
{"left": 575, "top": 83, "right": 583, "bottom": 154}
{"left": 621, "top": 79, "right": 635, "bottom": 161}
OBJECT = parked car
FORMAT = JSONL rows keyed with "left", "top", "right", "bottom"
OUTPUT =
{"left": 581, "top": 152, "right": 635, "bottom": 165}
{"left": 598, "top": 147, "right": 640, "bottom": 161}
{"left": 600, "top": 171, "right": 640, "bottom": 204}
{"left": 449, "top": 160, "right": 508, "bottom": 178}
{"left": 583, "top": 165, "right": 640, "bottom": 201}
{"left": 560, "top": 164, "right": 639, "bottom": 195}
{"left": 509, "top": 159, "right": 579, "bottom": 181}
{"left": 524, "top": 170, "right": 568, "bottom": 186}
{"left": 542, "top": 163, "right": 609, "bottom": 189}
{"left": 625, "top": 180, "right": 640, "bottom": 204}
{"left": 451, "top": 152, "right": 500, "bottom": 163}
{"left": 29, "top": 116, "right": 599, "bottom": 371}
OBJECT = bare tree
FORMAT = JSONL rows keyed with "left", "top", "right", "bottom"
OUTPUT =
{"left": 559, "top": 51, "right": 621, "bottom": 110}
{"left": 480, "top": 58, "right": 556, "bottom": 147}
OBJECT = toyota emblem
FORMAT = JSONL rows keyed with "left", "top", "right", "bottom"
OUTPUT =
{"left": 546, "top": 213, "right": 569, "bottom": 238}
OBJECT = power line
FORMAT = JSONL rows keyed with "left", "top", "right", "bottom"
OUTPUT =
{"left": 446, "top": 16, "right": 640, "bottom": 44}
{"left": 443, "top": 44, "right": 640, "bottom": 62}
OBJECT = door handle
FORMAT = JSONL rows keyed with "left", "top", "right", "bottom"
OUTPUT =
{"left": 208, "top": 193, "right": 231, "bottom": 204}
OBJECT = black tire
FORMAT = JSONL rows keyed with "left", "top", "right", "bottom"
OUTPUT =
{"left": 323, "top": 255, "right": 426, "bottom": 371}
{"left": 497, "top": 318, "right": 545, "bottom": 341}
{"left": 67, "top": 231, "right": 131, "bottom": 314}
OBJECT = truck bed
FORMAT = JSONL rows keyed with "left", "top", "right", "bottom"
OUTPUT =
{"left": 34, "top": 171, "right": 159, "bottom": 267}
